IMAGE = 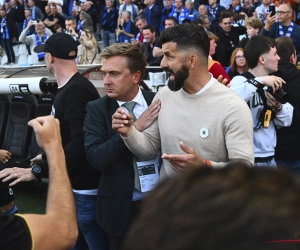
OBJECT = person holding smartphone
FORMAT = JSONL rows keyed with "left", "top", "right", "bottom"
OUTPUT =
{"left": 117, "top": 10, "right": 138, "bottom": 43}
{"left": 261, "top": 3, "right": 300, "bottom": 62}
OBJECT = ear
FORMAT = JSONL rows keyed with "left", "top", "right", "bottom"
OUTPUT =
{"left": 258, "top": 55, "right": 265, "bottom": 65}
{"left": 187, "top": 54, "right": 197, "bottom": 69}
{"left": 133, "top": 71, "right": 142, "bottom": 85}
{"left": 290, "top": 53, "right": 297, "bottom": 65}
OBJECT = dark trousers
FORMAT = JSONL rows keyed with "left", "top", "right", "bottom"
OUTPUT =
{"left": 109, "top": 202, "right": 142, "bottom": 250}
{"left": 2, "top": 38, "right": 15, "bottom": 63}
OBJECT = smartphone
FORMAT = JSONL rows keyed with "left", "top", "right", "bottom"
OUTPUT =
{"left": 118, "top": 24, "right": 123, "bottom": 30}
{"left": 269, "top": 6, "right": 276, "bottom": 17}
{"left": 31, "top": 20, "right": 38, "bottom": 25}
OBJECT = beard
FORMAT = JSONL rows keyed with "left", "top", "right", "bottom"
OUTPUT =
{"left": 164, "top": 63, "right": 190, "bottom": 92}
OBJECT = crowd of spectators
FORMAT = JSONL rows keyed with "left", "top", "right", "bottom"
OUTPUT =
{"left": 0, "top": 0, "right": 300, "bottom": 68}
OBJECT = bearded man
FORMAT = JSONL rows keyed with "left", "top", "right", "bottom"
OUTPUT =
{"left": 112, "top": 24, "right": 254, "bottom": 180}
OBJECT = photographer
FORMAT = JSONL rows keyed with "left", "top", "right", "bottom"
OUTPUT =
{"left": 230, "top": 35, "right": 293, "bottom": 167}
{"left": 77, "top": 29, "right": 100, "bottom": 64}
{"left": 64, "top": 17, "right": 80, "bottom": 45}
{"left": 19, "top": 20, "right": 53, "bottom": 64}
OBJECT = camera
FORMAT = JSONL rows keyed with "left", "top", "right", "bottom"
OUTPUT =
{"left": 65, "top": 29, "right": 72, "bottom": 35}
{"left": 267, "top": 87, "right": 289, "bottom": 104}
{"left": 31, "top": 20, "right": 38, "bottom": 25}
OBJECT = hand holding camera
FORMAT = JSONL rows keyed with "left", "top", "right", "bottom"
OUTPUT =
{"left": 258, "top": 75, "right": 285, "bottom": 93}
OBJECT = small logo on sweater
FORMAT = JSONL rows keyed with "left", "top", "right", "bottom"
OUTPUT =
{"left": 199, "top": 128, "right": 209, "bottom": 138}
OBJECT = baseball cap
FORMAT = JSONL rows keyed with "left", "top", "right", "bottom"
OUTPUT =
{"left": 34, "top": 32, "right": 77, "bottom": 59}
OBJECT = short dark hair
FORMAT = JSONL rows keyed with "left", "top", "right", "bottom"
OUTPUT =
{"left": 123, "top": 164, "right": 300, "bottom": 250}
{"left": 160, "top": 24, "right": 209, "bottom": 61}
{"left": 182, "top": 18, "right": 191, "bottom": 24}
{"left": 275, "top": 36, "right": 295, "bottom": 62}
{"left": 192, "top": 18, "right": 203, "bottom": 25}
{"left": 142, "top": 24, "right": 155, "bottom": 33}
{"left": 66, "top": 17, "right": 76, "bottom": 24}
{"left": 244, "top": 35, "right": 276, "bottom": 69}
{"left": 219, "top": 11, "right": 233, "bottom": 23}
{"left": 165, "top": 16, "right": 179, "bottom": 25}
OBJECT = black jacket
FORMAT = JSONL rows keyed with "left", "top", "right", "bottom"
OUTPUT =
{"left": 83, "top": 89, "right": 155, "bottom": 237}
{"left": 212, "top": 25, "right": 246, "bottom": 67}
{"left": 273, "top": 61, "right": 300, "bottom": 160}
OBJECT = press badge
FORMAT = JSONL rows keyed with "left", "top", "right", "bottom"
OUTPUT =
{"left": 137, "top": 155, "right": 160, "bottom": 193}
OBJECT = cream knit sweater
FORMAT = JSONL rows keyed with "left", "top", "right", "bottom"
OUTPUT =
{"left": 123, "top": 80, "right": 254, "bottom": 180}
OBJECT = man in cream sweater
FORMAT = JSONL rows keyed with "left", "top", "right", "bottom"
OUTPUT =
{"left": 112, "top": 24, "right": 254, "bottom": 179}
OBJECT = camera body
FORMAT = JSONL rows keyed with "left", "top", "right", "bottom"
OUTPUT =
{"left": 267, "top": 87, "right": 289, "bottom": 104}
{"left": 65, "top": 29, "right": 72, "bottom": 35}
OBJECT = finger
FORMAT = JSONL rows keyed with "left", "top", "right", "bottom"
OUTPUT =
{"left": 179, "top": 141, "right": 195, "bottom": 154}
{"left": 162, "top": 153, "right": 186, "bottom": 162}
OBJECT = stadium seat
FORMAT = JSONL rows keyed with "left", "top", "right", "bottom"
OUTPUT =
{"left": 0, "top": 95, "right": 36, "bottom": 168}
{"left": 0, "top": 95, "right": 10, "bottom": 146}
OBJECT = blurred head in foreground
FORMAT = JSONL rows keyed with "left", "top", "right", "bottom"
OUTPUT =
{"left": 123, "top": 163, "right": 300, "bottom": 250}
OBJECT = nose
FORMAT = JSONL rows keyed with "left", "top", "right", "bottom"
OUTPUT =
{"left": 160, "top": 56, "right": 167, "bottom": 68}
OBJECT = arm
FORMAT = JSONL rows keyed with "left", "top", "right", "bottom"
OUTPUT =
{"left": 19, "top": 25, "right": 34, "bottom": 45}
{"left": 153, "top": 47, "right": 163, "bottom": 57}
{"left": 37, "top": 8, "right": 45, "bottom": 21}
{"left": 265, "top": 92, "right": 294, "bottom": 128}
{"left": 21, "top": 116, "right": 77, "bottom": 250}
{"left": 230, "top": 75, "right": 285, "bottom": 101}
{"left": 83, "top": 101, "right": 132, "bottom": 171}
{"left": 78, "top": 38, "right": 94, "bottom": 50}
{"left": 160, "top": 95, "right": 255, "bottom": 171}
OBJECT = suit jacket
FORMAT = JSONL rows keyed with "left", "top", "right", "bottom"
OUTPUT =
{"left": 83, "top": 89, "right": 155, "bottom": 237}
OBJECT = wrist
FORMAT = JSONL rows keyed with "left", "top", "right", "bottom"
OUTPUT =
{"left": 274, "top": 104, "right": 282, "bottom": 112}
{"left": 204, "top": 159, "right": 212, "bottom": 168}
{"left": 122, "top": 125, "right": 134, "bottom": 138}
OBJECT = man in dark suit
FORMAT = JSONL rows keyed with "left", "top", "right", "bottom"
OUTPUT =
{"left": 83, "top": 43, "right": 161, "bottom": 250}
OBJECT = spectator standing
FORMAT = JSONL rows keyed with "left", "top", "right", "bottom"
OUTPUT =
{"left": 0, "top": 7, "right": 17, "bottom": 65}
{"left": 228, "top": 48, "right": 248, "bottom": 79}
{"left": 19, "top": 20, "right": 53, "bottom": 63}
{"left": 83, "top": 1, "right": 98, "bottom": 39}
{"left": 28, "top": 0, "right": 44, "bottom": 21}
{"left": 140, "top": 24, "right": 162, "bottom": 65}
{"left": 22, "top": 8, "right": 35, "bottom": 36}
{"left": 238, "top": 16, "right": 263, "bottom": 48}
{"left": 134, "top": 15, "right": 147, "bottom": 44}
{"left": 230, "top": 35, "right": 293, "bottom": 167}
{"left": 142, "top": 0, "right": 161, "bottom": 35}
{"left": 260, "top": 3, "right": 300, "bottom": 62}
{"left": 168, "top": 0, "right": 190, "bottom": 24}
{"left": 160, "top": 0, "right": 175, "bottom": 31}
{"left": 44, "top": 3, "right": 65, "bottom": 33}
{"left": 274, "top": 37, "right": 300, "bottom": 174}
{"left": 213, "top": 12, "right": 246, "bottom": 67}
{"left": 118, "top": 0, "right": 139, "bottom": 24}
{"left": 77, "top": 29, "right": 100, "bottom": 64}
{"left": 100, "top": 0, "right": 118, "bottom": 48}
{"left": 185, "top": 0, "right": 200, "bottom": 21}
{"left": 8, "top": 0, "right": 23, "bottom": 36}
{"left": 255, "top": 0, "right": 276, "bottom": 24}
{"left": 117, "top": 10, "right": 138, "bottom": 43}
{"left": 207, "top": 0, "right": 225, "bottom": 28}
{"left": 207, "top": 31, "right": 231, "bottom": 84}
